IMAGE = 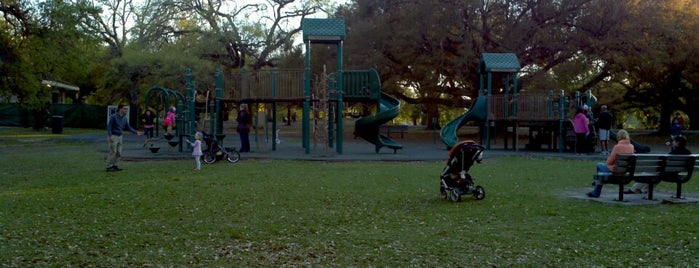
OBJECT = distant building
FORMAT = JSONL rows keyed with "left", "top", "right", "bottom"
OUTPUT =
{"left": 42, "top": 79, "right": 79, "bottom": 104}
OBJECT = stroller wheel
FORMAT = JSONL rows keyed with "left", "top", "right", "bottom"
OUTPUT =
{"left": 450, "top": 188, "right": 461, "bottom": 202}
{"left": 473, "top": 185, "right": 486, "bottom": 200}
{"left": 203, "top": 152, "right": 216, "bottom": 164}
{"left": 225, "top": 149, "right": 241, "bottom": 163}
{"left": 440, "top": 186, "right": 448, "bottom": 200}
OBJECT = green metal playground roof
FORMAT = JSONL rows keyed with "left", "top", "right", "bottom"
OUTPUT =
{"left": 302, "top": 18, "right": 346, "bottom": 42}
{"left": 479, "top": 53, "right": 521, "bottom": 73}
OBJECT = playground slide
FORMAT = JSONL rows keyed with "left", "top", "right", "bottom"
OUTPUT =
{"left": 609, "top": 129, "right": 651, "bottom": 153}
{"left": 354, "top": 92, "right": 403, "bottom": 153}
{"left": 440, "top": 96, "right": 488, "bottom": 149}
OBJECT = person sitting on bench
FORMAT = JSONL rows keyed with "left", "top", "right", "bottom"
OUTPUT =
{"left": 624, "top": 136, "right": 692, "bottom": 194}
{"left": 587, "top": 130, "right": 635, "bottom": 198}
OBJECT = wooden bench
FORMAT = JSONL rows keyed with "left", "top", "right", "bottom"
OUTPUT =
{"left": 380, "top": 125, "right": 408, "bottom": 139}
{"left": 594, "top": 154, "right": 696, "bottom": 201}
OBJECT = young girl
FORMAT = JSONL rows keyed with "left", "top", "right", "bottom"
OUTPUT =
{"left": 164, "top": 106, "right": 176, "bottom": 134}
{"left": 185, "top": 132, "right": 203, "bottom": 171}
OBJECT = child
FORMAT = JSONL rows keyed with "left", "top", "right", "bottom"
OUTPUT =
{"left": 142, "top": 109, "right": 155, "bottom": 139}
{"left": 185, "top": 132, "right": 203, "bottom": 171}
{"left": 164, "top": 106, "right": 176, "bottom": 134}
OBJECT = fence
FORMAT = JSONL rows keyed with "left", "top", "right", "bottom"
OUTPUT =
{"left": 226, "top": 69, "right": 305, "bottom": 101}
{"left": 487, "top": 94, "right": 567, "bottom": 121}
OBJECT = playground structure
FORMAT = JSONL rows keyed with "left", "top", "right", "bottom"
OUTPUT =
{"left": 141, "top": 23, "right": 647, "bottom": 155}
{"left": 220, "top": 67, "right": 402, "bottom": 154}
{"left": 440, "top": 53, "right": 650, "bottom": 153}
{"left": 144, "top": 86, "right": 189, "bottom": 152}
{"left": 147, "top": 18, "right": 403, "bottom": 155}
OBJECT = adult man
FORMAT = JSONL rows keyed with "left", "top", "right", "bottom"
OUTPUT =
{"left": 596, "top": 105, "right": 612, "bottom": 155}
{"left": 106, "top": 104, "right": 142, "bottom": 172}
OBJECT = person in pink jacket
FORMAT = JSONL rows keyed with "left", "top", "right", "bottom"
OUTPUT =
{"left": 164, "top": 106, "right": 176, "bottom": 135}
{"left": 572, "top": 107, "right": 590, "bottom": 154}
{"left": 586, "top": 129, "right": 635, "bottom": 197}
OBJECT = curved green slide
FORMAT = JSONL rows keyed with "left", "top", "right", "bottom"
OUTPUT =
{"left": 440, "top": 96, "right": 488, "bottom": 149}
{"left": 354, "top": 92, "right": 403, "bottom": 153}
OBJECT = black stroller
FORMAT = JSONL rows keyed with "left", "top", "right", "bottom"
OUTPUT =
{"left": 202, "top": 132, "right": 240, "bottom": 164}
{"left": 440, "top": 140, "right": 486, "bottom": 202}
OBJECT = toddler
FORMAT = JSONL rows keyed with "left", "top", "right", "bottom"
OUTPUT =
{"left": 185, "top": 132, "right": 203, "bottom": 171}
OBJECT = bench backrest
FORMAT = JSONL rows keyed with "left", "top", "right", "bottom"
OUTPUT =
{"left": 612, "top": 154, "right": 663, "bottom": 176}
{"left": 663, "top": 155, "right": 696, "bottom": 182}
{"left": 613, "top": 154, "right": 696, "bottom": 181}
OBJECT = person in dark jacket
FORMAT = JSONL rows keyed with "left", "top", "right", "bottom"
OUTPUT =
{"left": 626, "top": 136, "right": 692, "bottom": 194}
{"left": 596, "top": 105, "right": 612, "bottom": 156}
{"left": 106, "top": 104, "right": 142, "bottom": 172}
{"left": 236, "top": 103, "right": 251, "bottom": 152}
{"left": 142, "top": 109, "right": 155, "bottom": 139}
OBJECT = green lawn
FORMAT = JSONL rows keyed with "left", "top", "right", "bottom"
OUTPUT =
{"left": 1, "top": 128, "right": 698, "bottom": 266}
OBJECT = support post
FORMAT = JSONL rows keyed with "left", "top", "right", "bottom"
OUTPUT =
{"left": 559, "top": 89, "right": 565, "bottom": 153}
{"left": 303, "top": 41, "right": 311, "bottom": 154}
{"left": 272, "top": 68, "right": 278, "bottom": 151}
{"left": 336, "top": 42, "right": 344, "bottom": 154}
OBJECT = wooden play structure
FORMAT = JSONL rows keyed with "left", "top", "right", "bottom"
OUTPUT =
{"left": 184, "top": 18, "right": 403, "bottom": 155}
{"left": 442, "top": 53, "right": 597, "bottom": 152}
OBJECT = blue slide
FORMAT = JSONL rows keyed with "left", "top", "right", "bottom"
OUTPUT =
{"left": 354, "top": 92, "right": 403, "bottom": 153}
{"left": 440, "top": 97, "right": 488, "bottom": 149}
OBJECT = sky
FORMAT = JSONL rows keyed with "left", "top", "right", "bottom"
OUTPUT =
{"left": 224, "top": 0, "right": 352, "bottom": 44}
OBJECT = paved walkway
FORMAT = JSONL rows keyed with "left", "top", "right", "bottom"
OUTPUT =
{"left": 65, "top": 132, "right": 641, "bottom": 162}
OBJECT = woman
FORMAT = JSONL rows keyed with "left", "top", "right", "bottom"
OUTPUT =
{"left": 586, "top": 129, "right": 634, "bottom": 198}
{"left": 572, "top": 107, "right": 590, "bottom": 155}
{"left": 236, "top": 103, "right": 251, "bottom": 152}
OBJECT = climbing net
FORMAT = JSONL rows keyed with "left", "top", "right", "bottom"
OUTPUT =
{"left": 312, "top": 67, "right": 330, "bottom": 153}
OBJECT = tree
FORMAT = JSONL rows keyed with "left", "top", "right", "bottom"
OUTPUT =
{"left": 1, "top": 1, "right": 43, "bottom": 109}
{"left": 339, "top": 0, "right": 699, "bottom": 132}
{"left": 168, "top": 0, "right": 324, "bottom": 72}
{"left": 340, "top": 0, "right": 606, "bottom": 127}
{"left": 607, "top": 0, "right": 699, "bottom": 132}
{"left": 1, "top": 1, "right": 101, "bottom": 109}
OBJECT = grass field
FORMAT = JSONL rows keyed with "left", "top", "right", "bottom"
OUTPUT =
{"left": 1, "top": 127, "right": 698, "bottom": 266}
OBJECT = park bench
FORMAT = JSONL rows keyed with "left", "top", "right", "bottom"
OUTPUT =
{"left": 593, "top": 154, "right": 696, "bottom": 201}
{"left": 380, "top": 125, "right": 408, "bottom": 139}
{"left": 660, "top": 155, "right": 697, "bottom": 199}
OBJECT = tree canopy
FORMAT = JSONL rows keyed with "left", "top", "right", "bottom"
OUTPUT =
{"left": 336, "top": 0, "right": 699, "bottom": 130}
{"left": 1, "top": 0, "right": 697, "bottom": 132}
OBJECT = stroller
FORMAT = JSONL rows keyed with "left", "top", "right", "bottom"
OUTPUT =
{"left": 439, "top": 140, "right": 486, "bottom": 202}
{"left": 202, "top": 132, "right": 240, "bottom": 164}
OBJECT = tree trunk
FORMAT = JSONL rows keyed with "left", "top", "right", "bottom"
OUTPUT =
{"left": 425, "top": 103, "right": 440, "bottom": 129}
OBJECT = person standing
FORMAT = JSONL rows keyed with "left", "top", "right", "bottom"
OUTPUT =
{"left": 572, "top": 107, "right": 590, "bottom": 155}
{"left": 670, "top": 112, "right": 684, "bottom": 142}
{"left": 236, "top": 103, "right": 251, "bottom": 152}
{"left": 185, "top": 131, "right": 204, "bottom": 171}
{"left": 142, "top": 109, "right": 155, "bottom": 139}
{"left": 597, "top": 105, "right": 612, "bottom": 156}
{"left": 672, "top": 112, "right": 685, "bottom": 129}
{"left": 107, "top": 104, "right": 142, "bottom": 172}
